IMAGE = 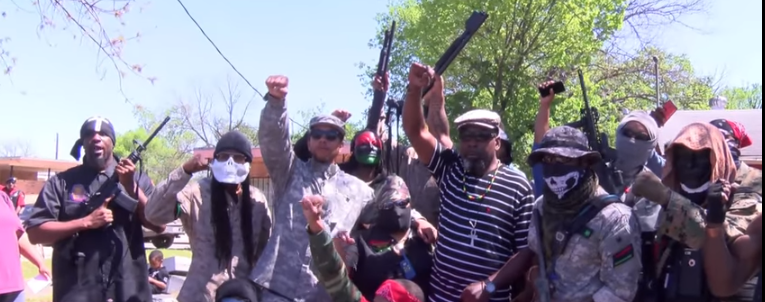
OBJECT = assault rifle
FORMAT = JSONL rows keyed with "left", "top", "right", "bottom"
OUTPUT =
{"left": 366, "top": 21, "right": 396, "bottom": 132}
{"left": 565, "top": 70, "right": 623, "bottom": 194}
{"left": 81, "top": 116, "right": 171, "bottom": 219}
{"left": 422, "top": 11, "right": 488, "bottom": 116}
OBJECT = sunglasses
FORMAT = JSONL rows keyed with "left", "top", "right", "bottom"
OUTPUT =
{"left": 215, "top": 153, "right": 247, "bottom": 163}
{"left": 621, "top": 128, "right": 650, "bottom": 141}
{"left": 458, "top": 131, "right": 496, "bottom": 142}
{"left": 310, "top": 129, "right": 342, "bottom": 141}
{"left": 380, "top": 198, "right": 410, "bottom": 210}
{"left": 541, "top": 155, "right": 582, "bottom": 166}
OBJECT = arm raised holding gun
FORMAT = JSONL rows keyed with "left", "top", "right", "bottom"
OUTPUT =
{"left": 421, "top": 11, "right": 488, "bottom": 116}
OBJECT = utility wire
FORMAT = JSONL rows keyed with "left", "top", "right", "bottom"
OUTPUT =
{"left": 175, "top": 0, "right": 307, "bottom": 130}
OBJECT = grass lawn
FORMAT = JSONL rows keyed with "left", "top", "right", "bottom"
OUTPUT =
{"left": 21, "top": 248, "right": 191, "bottom": 302}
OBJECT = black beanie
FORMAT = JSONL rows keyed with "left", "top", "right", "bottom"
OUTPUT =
{"left": 215, "top": 131, "right": 253, "bottom": 162}
{"left": 70, "top": 116, "right": 117, "bottom": 160}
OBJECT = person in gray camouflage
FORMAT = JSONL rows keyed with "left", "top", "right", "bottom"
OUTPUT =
{"left": 251, "top": 75, "right": 375, "bottom": 302}
{"left": 520, "top": 126, "right": 642, "bottom": 302}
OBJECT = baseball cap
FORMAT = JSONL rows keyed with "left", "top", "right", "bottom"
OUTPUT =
{"left": 309, "top": 115, "right": 346, "bottom": 135}
{"left": 454, "top": 109, "right": 501, "bottom": 131}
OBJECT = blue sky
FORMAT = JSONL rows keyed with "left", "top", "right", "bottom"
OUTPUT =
{"left": 0, "top": 0, "right": 761, "bottom": 159}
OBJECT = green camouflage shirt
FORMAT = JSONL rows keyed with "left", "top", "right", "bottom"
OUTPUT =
{"left": 307, "top": 227, "right": 363, "bottom": 302}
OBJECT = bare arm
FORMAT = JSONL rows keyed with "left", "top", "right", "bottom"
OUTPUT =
{"left": 258, "top": 94, "right": 296, "bottom": 200}
{"left": 703, "top": 214, "right": 762, "bottom": 297}
{"left": 144, "top": 167, "right": 193, "bottom": 226}
{"left": 424, "top": 76, "right": 453, "bottom": 148}
{"left": 18, "top": 233, "right": 46, "bottom": 269}
{"left": 402, "top": 87, "right": 438, "bottom": 167}
{"left": 534, "top": 101, "right": 552, "bottom": 143}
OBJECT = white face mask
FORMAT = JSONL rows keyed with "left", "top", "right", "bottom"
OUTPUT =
{"left": 210, "top": 158, "right": 250, "bottom": 184}
{"left": 680, "top": 181, "right": 710, "bottom": 194}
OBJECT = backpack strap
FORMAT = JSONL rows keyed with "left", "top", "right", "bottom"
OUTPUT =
{"left": 552, "top": 195, "right": 619, "bottom": 256}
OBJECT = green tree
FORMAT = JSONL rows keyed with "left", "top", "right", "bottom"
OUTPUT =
{"left": 721, "top": 84, "right": 762, "bottom": 109}
{"left": 360, "top": 0, "right": 711, "bottom": 173}
{"left": 113, "top": 128, "right": 185, "bottom": 184}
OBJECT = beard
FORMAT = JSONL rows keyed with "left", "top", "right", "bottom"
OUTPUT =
{"left": 84, "top": 152, "right": 110, "bottom": 169}
{"left": 462, "top": 158, "right": 488, "bottom": 176}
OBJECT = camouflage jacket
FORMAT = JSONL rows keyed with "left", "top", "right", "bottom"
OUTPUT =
{"left": 251, "top": 97, "right": 375, "bottom": 302}
{"left": 307, "top": 226, "right": 365, "bottom": 302}
{"left": 528, "top": 195, "right": 643, "bottom": 302}
{"left": 645, "top": 189, "right": 762, "bottom": 273}
{"left": 736, "top": 162, "right": 762, "bottom": 196}
{"left": 145, "top": 169, "right": 272, "bottom": 302}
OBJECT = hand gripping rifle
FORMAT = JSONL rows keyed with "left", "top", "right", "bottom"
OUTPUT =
{"left": 421, "top": 11, "right": 488, "bottom": 116}
{"left": 82, "top": 116, "right": 171, "bottom": 220}
{"left": 366, "top": 21, "right": 396, "bottom": 133}
{"left": 565, "top": 70, "right": 623, "bottom": 194}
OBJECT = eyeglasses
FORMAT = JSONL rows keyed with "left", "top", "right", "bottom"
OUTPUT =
{"left": 215, "top": 153, "right": 247, "bottom": 163}
{"left": 310, "top": 129, "right": 342, "bottom": 141}
{"left": 458, "top": 131, "right": 496, "bottom": 142}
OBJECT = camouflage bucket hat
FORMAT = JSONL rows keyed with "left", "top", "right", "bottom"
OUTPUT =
{"left": 527, "top": 126, "right": 601, "bottom": 166}
{"left": 374, "top": 175, "right": 411, "bottom": 209}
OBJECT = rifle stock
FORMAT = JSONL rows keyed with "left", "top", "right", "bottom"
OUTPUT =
{"left": 566, "top": 70, "right": 623, "bottom": 194}
{"left": 422, "top": 11, "right": 488, "bottom": 116}
{"left": 366, "top": 21, "right": 396, "bottom": 132}
{"left": 82, "top": 116, "right": 171, "bottom": 218}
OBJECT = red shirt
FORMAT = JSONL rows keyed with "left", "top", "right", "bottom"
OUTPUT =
{"left": 0, "top": 186, "right": 24, "bottom": 208}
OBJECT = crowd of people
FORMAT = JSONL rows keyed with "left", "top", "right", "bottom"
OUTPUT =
{"left": 0, "top": 61, "right": 761, "bottom": 302}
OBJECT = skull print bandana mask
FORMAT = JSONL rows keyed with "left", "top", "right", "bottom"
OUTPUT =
{"left": 542, "top": 163, "right": 586, "bottom": 199}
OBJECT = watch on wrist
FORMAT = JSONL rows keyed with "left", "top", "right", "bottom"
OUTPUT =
{"left": 484, "top": 280, "right": 496, "bottom": 294}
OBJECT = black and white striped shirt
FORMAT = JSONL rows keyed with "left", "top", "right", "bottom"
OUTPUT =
{"left": 427, "top": 143, "right": 535, "bottom": 302}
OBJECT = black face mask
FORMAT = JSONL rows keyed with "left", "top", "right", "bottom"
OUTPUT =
{"left": 673, "top": 147, "right": 712, "bottom": 189}
{"left": 376, "top": 206, "right": 411, "bottom": 233}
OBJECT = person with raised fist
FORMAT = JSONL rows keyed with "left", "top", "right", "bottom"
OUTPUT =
{"left": 250, "top": 75, "right": 375, "bottom": 302}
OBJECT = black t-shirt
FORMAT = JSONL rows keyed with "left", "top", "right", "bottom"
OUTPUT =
{"left": 350, "top": 226, "right": 433, "bottom": 301}
{"left": 148, "top": 267, "right": 171, "bottom": 294}
{"left": 26, "top": 161, "right": 155, "bottom": 302}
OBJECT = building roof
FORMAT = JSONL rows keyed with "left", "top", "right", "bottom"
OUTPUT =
{"left": 0, "top": 157, "right": 80, "bottom": 173}
{"left": 658, "top": 109, "right": 762, "bottom": 162}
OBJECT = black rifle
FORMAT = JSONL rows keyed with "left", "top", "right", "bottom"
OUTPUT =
{"left": 81, "top": 116, "right": 171, "bottom": 218}
{"left": 366, "top": 21, "right": 396, "bottom": 132}
{"left": 422, "top": 11, "right": 488, "bottom": 116}
{"left": 565, "top": 70, "right": 623, "bottom": 194}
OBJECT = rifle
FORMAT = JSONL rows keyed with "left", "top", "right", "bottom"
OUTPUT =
{"left": 422, "top": 11, "right": 488, "bottom": 116}
{"left": 565, "top": 70, "right": 623, "bottom": 194}
{"left": 366, "top": 21, "right": 396, "bottom": 132}
{"left": 81, "top": 116, "right": 171, "bottom": 218}
{"left": 653, "top": 56, "right": 660, "bottom": 108}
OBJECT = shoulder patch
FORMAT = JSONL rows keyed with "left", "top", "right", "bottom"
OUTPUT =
{"left": 613, "top": 244, "right": 635, "bottom": 267}
{"left": 69, "top": 184, "right": 88, "bottom": 202}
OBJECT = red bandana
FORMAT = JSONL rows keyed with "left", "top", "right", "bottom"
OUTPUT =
{"left": 374, "top": 280, "right": 421, "bottom": 302}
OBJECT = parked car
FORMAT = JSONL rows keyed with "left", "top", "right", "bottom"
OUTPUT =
{"left": 144, "top": 220, "right": 184, "bottom": 249}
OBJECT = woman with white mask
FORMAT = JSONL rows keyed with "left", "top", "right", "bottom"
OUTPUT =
{"left": 145, "top": 131, "right": 272, "bottom": 302}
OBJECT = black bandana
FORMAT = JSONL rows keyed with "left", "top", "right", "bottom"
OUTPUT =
{"left": 69, "top": 116, "right": 116, "bottom": 160}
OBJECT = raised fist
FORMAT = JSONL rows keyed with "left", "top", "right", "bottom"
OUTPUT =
{"left": 632, "top": 170, "right": 672, "bottom": 205}
{"left": 408, "top": 63, "right": 434, "bottom": 90}
{"left": 265, "top": 75, "right": 289, "bottom": 99}
{"left": 331, "top": 109, "right": 352, "bottom": 122}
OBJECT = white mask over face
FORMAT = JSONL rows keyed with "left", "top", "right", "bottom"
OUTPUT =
{"left": 680, "top": 181, "right": 710, "bottom": 194}
{"left": 544, "top": 171, "right": 582, "bottom": 199}
{"left": 210, "top": 158, "right": 250, "bottom": 184}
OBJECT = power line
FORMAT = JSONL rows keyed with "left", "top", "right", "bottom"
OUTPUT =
{"left": 175, "top": 0, "right": 307, "bottom": 130}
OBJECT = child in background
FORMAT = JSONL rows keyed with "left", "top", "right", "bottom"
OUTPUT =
{"left": 148, "top": 250, "right": 171, "bottom": 294}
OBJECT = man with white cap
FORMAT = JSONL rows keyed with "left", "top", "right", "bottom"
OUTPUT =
{"left": 252, "top": 75, "right": 375, "bottom": 302}
{"left": 402, "top": 63, "right": 535, "bottom": 302}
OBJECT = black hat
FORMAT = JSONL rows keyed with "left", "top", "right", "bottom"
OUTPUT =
{"left": 6, "top": 177, "right": 16, "bottom": 184}
{"left": 215, "top": 279, "right": 259, "bottom": 302}
{"left": 215, "top": 131, "right": 253, "bottom": 162}
{"left": 527, "top": 126, "right": 601, "bottom": 166}
{"left": 70, "top": 116, "right": 117, "bottom": 161}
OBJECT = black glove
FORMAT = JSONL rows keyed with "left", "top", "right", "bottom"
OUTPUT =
{"left": 706, "top": 181, "right": 727, "bottom": 224}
